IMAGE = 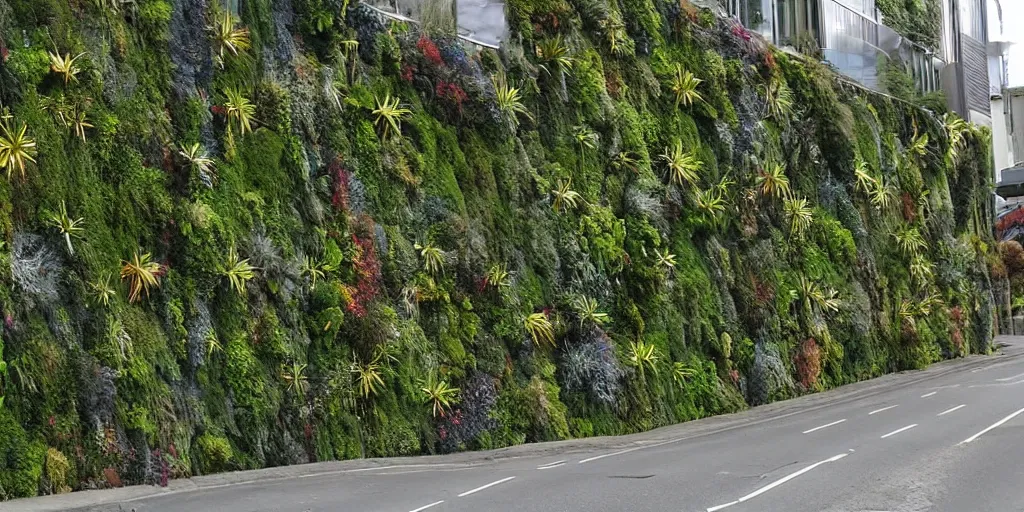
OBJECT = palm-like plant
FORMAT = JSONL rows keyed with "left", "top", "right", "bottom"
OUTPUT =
{"left": 892, "top": 225, "right": 927, "bottom": 256}
{"left": 694, "top": 186, "right": 726, "bottom": 222}
{"left": 868, "top": 177, "right": 897, "bottom": 211}
{"left": 627, "top": 339, "right": 660, "bottom": 379}
{"left": 654, "top": 248, "right": 677, "bottom": 272}
{"left": 669, "top": 64, "right": 702, "bottom": 108}
{"left": 572, "top": 125, "right": 598, "bottom": 155}
{"left": 572, "top": 295, "right": 609, "bottom": 327}
{"left": 89, "top": 274, "right": 117, "bottom": 307}
{"left": 415, "top": 242, "right": 445, "bottom": 275}
{"left": 48, "top": 50, "right": 85, "bottom": 85}
{"left": 492, "top": 72, "right": 532, "bottom": 130}
{"left": 536, "top": 35, "right": 573, "bottom": 77}
{"left": 351, "top": 356, "right": 385, "bottom": 399}
{"left": 672, "top": 361, "right": 696, "bottom": 388}
{"left": 524, "top": 312, "right": 555, "bottom": 346}
{"left": 301, "top": 256, "right": 328, "bottom": 290}
{"left": 552, "top": 178, "right": 582, "bottom": 213}
{"left": 784, "top": 197, "right": 813, "bottom": 236}
{"left": 943, "top": 113, "right": 972, "bottom": 164}
{"left": 793, "top": 276, "right": 841, "bottom": 316}
{"left": 212, "top": 11, "right": 251, "bottom": 68}
{"left": 909, "top": 254, "right": 934, "bottom": 284}
{"left": 179, "top": 142, "right": 215, "bottom": 177}
{"left": 281, "top": 361, "right": 309, "bottom": 396}
{"left": 47, "top": 200, "right": 84, "bottom": 255}
{"left": 120, "top": 251, "right": 162, "bottom": 303}
{"left": 420, "top": 375, "right": 460, "bottom": 417}
{"left": 898, "top": 299, "right": 917, "bottom": 330}
{"left": 853, "top": 158, "right": 875, "bottom": 194}
{"left": 757, "top": 163, "right": 790, "bottom": 200}
{"left": 372, "top": 94, "right": 411, "bottom": 139}
{"left": 611, "top": 151, "right": 640, "bottom": 174}
{"left": 0, "top": 119, "right": 37, "bottom": 180}
{"left": 222, "top": 245, "right": 256, "bottom": 295}
{"left": 661, "top": 140, "right": 702, "bottom": 188}
{"left": 223, "top": 87, "right": 255, "bottom": 135}
{"left": 485, "top": 263, "right": 512, "bottom": 289}
{"left": 907, "top": 131, "right": 929, "bottom": 160}
{"left": 762, "top": 76, "right": 794, "bottom": 120}
{"left": 70, "top": 108, "right": 93, "bottom": 142}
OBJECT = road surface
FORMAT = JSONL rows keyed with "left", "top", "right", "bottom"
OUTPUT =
{"left": 11, "top": 336, "right": 1024, "bottom": 512}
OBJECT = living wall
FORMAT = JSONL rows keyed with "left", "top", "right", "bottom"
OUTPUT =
{"left": 876, "top": 0, "right": 942, "bottom": 50}
{"left": 0, "top": 0, "right": 997, "bottom": 499}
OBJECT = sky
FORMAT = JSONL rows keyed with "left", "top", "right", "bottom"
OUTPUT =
{"left": 997, "top": 0, "right": 1024, "bottom": 86}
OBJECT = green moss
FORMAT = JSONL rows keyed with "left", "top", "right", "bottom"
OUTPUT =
{"left": 0, "top": 408, "right": 44, "bottom": 499}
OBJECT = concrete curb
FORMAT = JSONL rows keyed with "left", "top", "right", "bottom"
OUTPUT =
{"left": 7, "top": 339, "right": 1021, "bottom": 512}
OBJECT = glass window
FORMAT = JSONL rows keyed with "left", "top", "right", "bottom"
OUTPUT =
{"left": 960, "top": 0, "right": 984, "bottom": 40}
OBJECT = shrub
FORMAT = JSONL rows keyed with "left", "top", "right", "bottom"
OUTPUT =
{"left": 197, "top": 433, "right": 233, "bottom": 474}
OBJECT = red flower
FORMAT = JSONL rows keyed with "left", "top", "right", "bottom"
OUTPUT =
{"left": 417, "top": 35, "right": 443, "bottom": 66}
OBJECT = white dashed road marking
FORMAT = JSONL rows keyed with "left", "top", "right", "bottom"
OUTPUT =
{"left": 802, "top": 419, "right": 847, "bottom": 434}
{"left": 938, "top": 405, "right": 966, "bottom": 416}
{"left": 869, "top": 405, "right": 899, "bottom": 415}
{"left": 961, "top": 407, "right": 1024, "bottom": 445}
{"left": 457, "top": 476, "right": 515, "bottom": 497}
{"left": 409, "top": 500, "right": 444, "bottom": 512}
{"left": 705, "top": 453, "right": 849, "bottom": 512}
{"left": 881, "top": 424, "right": 917, "bottom": 439}
{"left": 921, "top": 392, "right": 937, "bottom": 398}
{"left": 537, "top": 460, "right": 566, "bottom": 470}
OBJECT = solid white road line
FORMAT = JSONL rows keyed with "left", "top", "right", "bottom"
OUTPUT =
{"left": 578, "top": 449, "right": 635, "bottom": 464}
{"left": 938, "top": 404, "right": 967, "bottom": 416}
{"left": 409, "top": 500, "right": 445, "bottom": 512}
{"left": 457, "top": 476, "right": 516, "bottom": 497}
{"left": 705, "top": 454, "right": 849, "bottom": 512}
{"left": 802, "top": 419, "right": 847, "bottom": 434}
{"left": 869, "top": 405, "right": 899, "bottom": 415}
{"left": 881, "top": 424, "right": 918, "bottom": 439}
{"left": 997, "top": 372, "right": 1024, "bottom": 382}
{"left": 960, "top": 407, "right": 1024, "bottom": 445}
{"left": 921, "top": 392, "right": 937, "bottom": 398}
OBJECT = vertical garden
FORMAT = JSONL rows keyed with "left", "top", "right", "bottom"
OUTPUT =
{"left": 0, "top": 0, "right": 999, "bottom": 498}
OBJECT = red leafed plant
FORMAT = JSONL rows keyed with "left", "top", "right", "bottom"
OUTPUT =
{"left": 330, "top": 159, "right": 350, "bottom": 212}
{"left": 794, "top": 338, "right": 822, "bottom": 388}
{"left": 435, "top": 80, "right": 468, "bottom": 112}
{"left": 950, "top": 305, "right": 965, "bottom": 353}
{"left": 417, "top": 35, "right": 443, "bottom": 66}
{"left": 347, "top": 222, "right": 382, "bottom": 318}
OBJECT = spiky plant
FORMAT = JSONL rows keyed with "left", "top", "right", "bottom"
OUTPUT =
{"left": 415, "top": 242, "right": 445, "bottom": 275}
{"left": 351, "top": 357, "right": 385, "bottom": 399}
{"left": 910, "top": 254, "right": 934, "bottom": 284}
{"left": 907, "top": 131, "right": 929, "bottom": 160}
{"left": 694, "top": 186, "right": 726, "bottom": 222}
{"left": 757, "top": 163, "right": 790, "bottom": 200}
{"left": 784, "top": 197, "right": 813, "bottom": 236}
{"left": 420, "top": 375, "right": 460, "bottom": 417}
{"left": 536, "top": 35, "right": 573, "bottom": 77}
{"left": 524, "top": 312, "right": 555, "bottom": 346}
{"left": 943, "top": 113, "right": 973, "bottom": 164}
{"left": 0, "top": 118, "right": 37, "bottom": 180}
{"left": 853, "top": 158, "right": 875, "bottom": 194}
{"left": 672, "top": 361, "right": 696, "bottom": 388}
{"left": 48, "top": 50, "right": 85, "bottom": 85}
{"left": 868, "top": 177, "right": 897, "bottom": 211}
{"left": 89, "top": 274, "right": 117, "bottom": 307}
{"left": 572, "top": 125, "right": 598, "bottom": 155}
{"left": 611, "top": 151, "right": 640, "bottom": 174}
{"left": 212, "top": 11, "right": 251, "bottom": 68}
{"left": 120, "top": 251, "right": 162, "bottom": 303}
{"left": 492, "top": 72, "right": 532, "bottom": 130}
{"left": 661, "top": 140, "right": 702, "bottom": 188}
{"left": 68, "top": 108, "right": 93, "bottom": 142}
{"left": 627, "top": 339, "right": 659, "bottom": 379}
{"left": 669, "top": 64, "right": 702, "bottom": 108}
{"left": 552, "top": 177, "right": 582, "bottom": 213}
{"left": 793, "top": 276, "right": 841, "bottom": 316}
{"left": 654, "top": 248, "right": 677, "bottom": 272}
{"left": 223, "top": 87, "right": 255, "bottom": 135}
{"left": 301, "top": 256, "right": 327, "bottom": 290}
{"left": 762, "top": 76, "right": 794, "bottom": 120}
{"left": 222, "top": 245, "right": 256, "bottom": 295}
{"left": 892, "top": 225, "right": 927, "bottom": 256}
{"left": 281, "top": 361, "right": 309, "bottom": 396}
{"left": 372, "top": 94, "right": 411, "bottom": 139}
{"left": 485, "top": 263, "right": 512, "bottom": 289}
{"left": 178, "top": 142, "right": 215, "bottom": 179}
{"left": 572, "top": 295, "right": 609, "bottom": 327}
{"left": 47, "top": 200, "right": 84, "bottom": 255}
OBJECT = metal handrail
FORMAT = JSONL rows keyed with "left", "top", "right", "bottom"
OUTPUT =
{"left": 362, "top": 3, "right": 501, "bottom": 49}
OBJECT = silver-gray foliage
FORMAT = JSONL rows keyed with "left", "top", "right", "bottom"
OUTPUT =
{"left": 561, "top": 331, "right": 623, "bottom": 405}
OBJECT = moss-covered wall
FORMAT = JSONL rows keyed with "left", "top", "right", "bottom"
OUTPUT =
{"left": 0, "top": 0, "right": 997, "bottom": 498}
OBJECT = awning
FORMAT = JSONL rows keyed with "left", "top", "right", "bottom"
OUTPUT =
{"left": 996, "top": 166, "right": 1024, "bottom": 199}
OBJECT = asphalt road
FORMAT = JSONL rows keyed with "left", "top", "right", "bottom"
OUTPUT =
{"left": 11, "top": 337, "right": 1024, "bottom": 512}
